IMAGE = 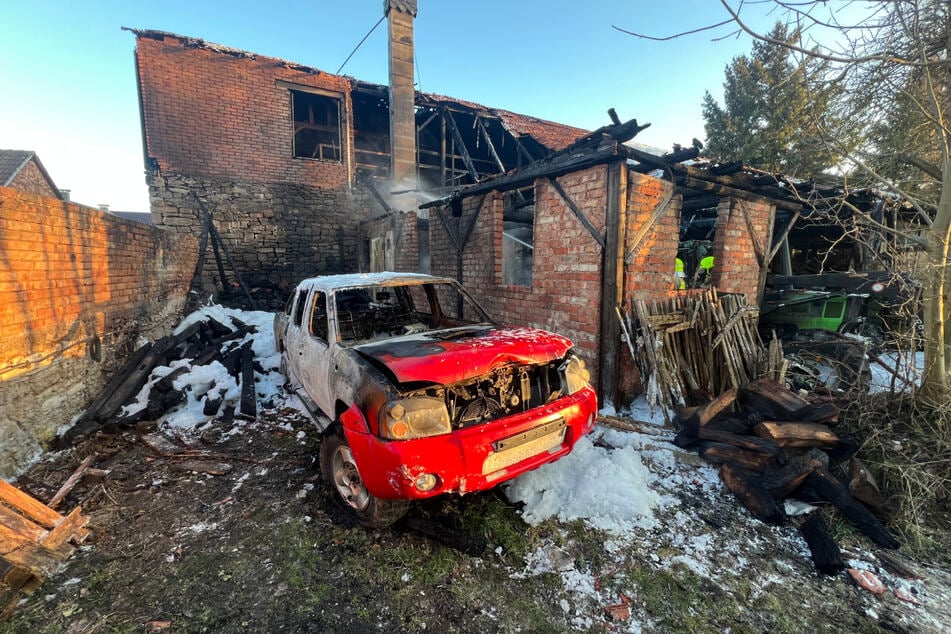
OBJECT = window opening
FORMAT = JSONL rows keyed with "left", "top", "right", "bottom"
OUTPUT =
{"left": 292, "top": 90, "right": 342, "bottom": 161}
{"left": 502, "top": 186, "right": 534, "bottom": 286}
{"left": 309, "top": 291, "right": 329, "bottom": 342}
{"left": 293, "top": 289, "right": 311, "bottom": 327}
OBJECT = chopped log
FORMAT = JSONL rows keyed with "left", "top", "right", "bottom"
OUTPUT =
{"left": 789, "top": 402, "right": 840, "bottom": 424}
{"left": 753, "top": 422, "right": 839, "bottom": 449}
{"left": 826, "top": 436, "right": 859, "bottom": 467}
{"left": 705, "top": 412, "right": 758, "bottom": 435}
{"left": 203, "top": 390, "right": 223, "bottom": 417}
{"left": 239, "top": 343, "right": 257, "bottom": 418}
{"left": 697, "top": 388, "right": 738, "bottom": 427}
{"left": 47, "top": 456, "right": 95, "bottom": 510}
{"left": 760, "top": 449, "right": 827, "bottom": 498}
{"left": 698, "top": 428, "right": 781, "bottom": 455}
{"left": 800, "top": 515, "right": 845, "bottom": 574}
{"left": 739, "top": 378, "right": 810, "bottom": 421}
{"left": 804, "top": 468, "right": 899, "bottom": 549}
{"left": 0, "top": 481, "right": 61, "bottom": 530}
{"left": 849, "top": 458, "right": 898, "bottom": 521}
{"left": 699, "top": 442, "right": 772, "bottom": 473}
{"left": 719, "top": 464, "right": 785, "bottom": 525}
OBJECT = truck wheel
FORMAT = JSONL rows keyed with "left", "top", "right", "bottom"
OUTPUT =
{"left": 319, "top": 428, "right": 410, "bottom": 528}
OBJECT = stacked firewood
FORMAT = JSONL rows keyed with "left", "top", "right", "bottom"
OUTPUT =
{"left": 58, "top": 315, "right": 262, "bottom": 448}
{"left": 628, "top": 290, "right": 786, "bottom": 415}
{"left": 674, "top": 378, "right": 899, "bottom": 574}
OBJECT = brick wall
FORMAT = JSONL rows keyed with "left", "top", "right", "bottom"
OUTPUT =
{"left": 358, "top": 211, "right": 419, "bottom": 273}
{"left": 710, "top": 197, "right": 774, "bottom": 302}
{"left": 0, "top": 187, "right": 197, "bottom": 477}
{"left": 430, "top": 165, "right": 609, "bottom": 385}
{"left": 623, "top": 172, "right": 682, "bottom": 300}
{"left": 10, "top": 159, "right": 58, "bottom": 199}
{"left": 135, "top": 34, "right": 353, "bottom": 186}
{"left": 136, "top": 33, "right": 381, "bottom": 290}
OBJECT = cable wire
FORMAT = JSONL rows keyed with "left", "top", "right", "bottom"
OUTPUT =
{"left": 336, "top": 15, "right": 386, "bottom": 75}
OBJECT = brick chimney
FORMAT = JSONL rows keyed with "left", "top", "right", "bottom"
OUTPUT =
{"left": 386, "top": 0, "right": 417, "bottom": 203}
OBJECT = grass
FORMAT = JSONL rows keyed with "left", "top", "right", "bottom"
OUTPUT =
{"left": 840, "top": 392, "right": 951, "bottom": 561}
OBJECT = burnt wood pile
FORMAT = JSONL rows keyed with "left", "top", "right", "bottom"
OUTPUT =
{"left": 58, "top": 315, "right": 263, "bottom": 448}
{"left": 674, "top": 378, "right": 899, "bottom": 574}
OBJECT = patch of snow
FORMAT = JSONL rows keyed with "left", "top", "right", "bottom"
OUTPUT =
{"left": 505, "top": 434, "right": 671, "bottom": 532}
{"left": 869, "top": 350, "right": 924, "bottom": 394}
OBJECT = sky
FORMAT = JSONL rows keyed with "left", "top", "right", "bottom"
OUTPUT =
{"left": 1, "top": 1, "right": 791, "bottom": 212}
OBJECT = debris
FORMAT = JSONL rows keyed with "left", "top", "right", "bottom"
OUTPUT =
{"left": 603, "top": 598, "right": 631, "bottom": 621}
{"left": 141, "top": 434, "right": 185, "bottom": 457}
{"left": 848, "top": 568, "right": 887, "bottom": 595}
{"left": 892, "top": 586, "right": 921, "bottom": 606}
{"left": 47, "top": 455, "right": 96, "bottom": 510}
{"left": 0, "top": 480, "right": 89, "bottom": 618}
{"left": 876, "top": 551, "right": 924, "bottom": 580}
{"left": 170, "top": 460, "right": 233, "bottom": 476}
{"left": 718, "top": 463, "right": 785, "bottom": 524}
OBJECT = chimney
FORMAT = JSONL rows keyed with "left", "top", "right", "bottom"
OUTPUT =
{"left": 386, "top": 0, "right": 417, "bottom": 205}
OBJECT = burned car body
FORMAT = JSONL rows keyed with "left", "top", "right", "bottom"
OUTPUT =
{"left": 275, "top": 272, "right": 597, "bottom": 527}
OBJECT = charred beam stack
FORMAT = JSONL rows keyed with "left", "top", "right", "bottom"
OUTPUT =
{"left": 674, "top": 378, "right": 899, "bottom": 573}
{"left": 58, "top": 316, "right": 262, "bottom": 447}
{"left": 629, "top": 290, "right": 785, "bottom": 413}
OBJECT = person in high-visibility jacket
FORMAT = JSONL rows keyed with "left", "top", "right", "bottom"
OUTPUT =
{"left": 698, "top": 256, "right": 714, "bottom": 285}
{"left": 674, "top": 258, "right": 686, "bottom": 290}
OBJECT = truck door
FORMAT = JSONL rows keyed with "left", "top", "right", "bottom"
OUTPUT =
{"left": 297, "top": 290, "right": 334, "bottom": 417}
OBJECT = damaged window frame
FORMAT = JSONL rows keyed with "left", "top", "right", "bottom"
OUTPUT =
{"left": 283, "top": 82, "right": 343, "bottom": 163}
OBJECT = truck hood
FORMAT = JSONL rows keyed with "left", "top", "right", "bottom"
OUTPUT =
{"left": 352, "top": 326, "right": 573, "bottom": 385}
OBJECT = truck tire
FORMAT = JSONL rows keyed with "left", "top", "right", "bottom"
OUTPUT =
{"left": 319, "top": 428, "right": 410, "bottom": 528}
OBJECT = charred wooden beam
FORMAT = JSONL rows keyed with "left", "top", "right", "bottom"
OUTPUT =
{"left": 719, "top": 463, "right": 785, "bottom": 524}
{"left": 753, "top": 422, "right": 839, "bottom": 449}
{"left": 710, "top": 161, "right": 744, "bottom": 175}
{"left": 804, "top": 468, "right": 899, "bottom": 549}
{"left": 547, "top": 177, "right": 605, "bottom": 248}
{"left": 442, "top": 108, "right": 479, "bottom": 182}
{"left": 800, "top": 515, "right": 845, "bottom": 574}
{"left": 239, "top": 343, "right": 257, "bottom": 419}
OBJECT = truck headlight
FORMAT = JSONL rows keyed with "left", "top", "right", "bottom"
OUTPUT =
{"left": 379, "top": 397, "right": 451, "bottom": 440}
{"left": 560, "top": 354, "right": 590, "bottom": 395}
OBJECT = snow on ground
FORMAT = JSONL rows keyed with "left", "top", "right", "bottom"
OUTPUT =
{"left": 869, "top": 350, "right": 924, "bottom": 393}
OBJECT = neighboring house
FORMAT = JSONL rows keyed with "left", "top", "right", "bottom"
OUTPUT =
{"left": 0, "top": 150, "right": 62, "bottom": 200}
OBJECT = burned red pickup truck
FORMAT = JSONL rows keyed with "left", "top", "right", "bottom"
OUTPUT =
{"left": 275, "top": 272, "right": 597, "bottom": 527}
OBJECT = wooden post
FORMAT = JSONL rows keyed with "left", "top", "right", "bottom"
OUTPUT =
{"left": 599, "top": 160, "right": 625, "bottom": 406}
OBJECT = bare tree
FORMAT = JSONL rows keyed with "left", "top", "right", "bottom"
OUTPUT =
{"left": 618, "top": 0, "right": 951, "bottom": 402}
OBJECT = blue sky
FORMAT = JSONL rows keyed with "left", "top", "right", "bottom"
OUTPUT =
{"left": 1, "top": 1, "right": 788, "bottom": 211}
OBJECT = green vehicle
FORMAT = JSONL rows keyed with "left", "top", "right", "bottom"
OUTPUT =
{"left": 759, "top": 291, "right": 870, "bottom": 337}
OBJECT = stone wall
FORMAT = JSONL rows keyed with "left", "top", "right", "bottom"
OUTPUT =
{"left": 149, "top": 174, "right": 377, "bottom": 290}
{"left": 135, "top": 32, "right": 384, "bottom": 291}
{"left": 0, "top": 187, "right": 197, "bottom": 477}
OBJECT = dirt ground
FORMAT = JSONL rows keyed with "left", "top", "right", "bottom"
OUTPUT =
{"left": 2, "top": 403, "right": 949, "bottom": 633}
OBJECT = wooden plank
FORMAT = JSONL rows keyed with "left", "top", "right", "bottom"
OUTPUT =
{"left": 141, "top": 433, "right": 184, "bottom": 457}
{"left": 0, "top": 523, "right": 65, "bottom": 577}
{"left": 239, "top": 342, "right": 257, "bottom": 418}
{"left": 598, "top": 161, "right": 624, "bottom": 407}
{"left": 753, "top": 422, "right": 839, "bottom": 449}
{"left": 442, "top": 108, "right": 478, "bottom": 182}
{"left": 0, "top": 505, "right": 46, "bottom": 543}
{"left": 0, "top": 481, "right": 62, "bottom": 530}
{"left": 41, "top": 507, "right": 88, "bottom": 550}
